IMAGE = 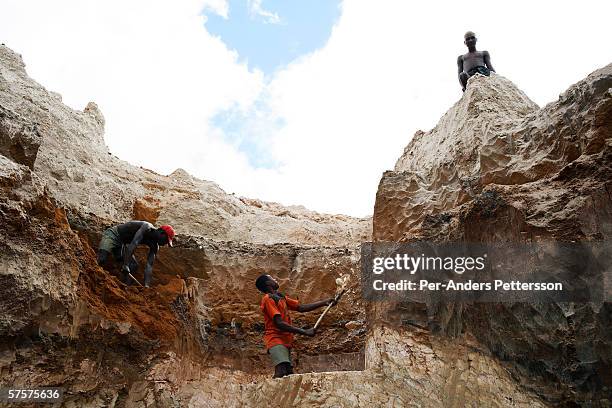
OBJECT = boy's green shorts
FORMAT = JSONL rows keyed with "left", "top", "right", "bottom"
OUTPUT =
{"left": 99, "top": 226, "right": 122, "bottom": 259}
{"left": 268, "top": 344, "right": 291, "bottom": 366}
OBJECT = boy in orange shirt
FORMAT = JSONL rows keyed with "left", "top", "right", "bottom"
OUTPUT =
{"left": 255, "top": 274, "right": 336, "bottom": 378}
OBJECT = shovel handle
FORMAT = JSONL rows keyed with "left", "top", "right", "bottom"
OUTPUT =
{"left": 128, "top": 272, "right": 143, "bottom": 287}
{"left": 313, "top": 288, "right": 346, "bottom": 330}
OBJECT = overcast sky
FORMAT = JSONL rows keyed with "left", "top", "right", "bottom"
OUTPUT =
{"left": 1, "top": 1, "right": 611, "bottom": 217}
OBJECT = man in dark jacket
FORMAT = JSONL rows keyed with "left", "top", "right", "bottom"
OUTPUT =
{"left": 97, "top": 221, "right": 175, "bottom": 287}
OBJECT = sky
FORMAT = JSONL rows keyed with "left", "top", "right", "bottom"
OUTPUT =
{"left": 1, "top": 1, "right": 611, "bottom": 217}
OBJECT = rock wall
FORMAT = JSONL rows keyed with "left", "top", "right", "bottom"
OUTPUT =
{"left": 373, "top": 70, "right": 612, "bottom": 405}
{"left": 0, "top": 45, "right": 370, "bottom": 247}
{"left": 240, "top": 327, "right": 546, "bottom": 407}
{"left": 0, "top": 44, "right": 368, "bottom": 407}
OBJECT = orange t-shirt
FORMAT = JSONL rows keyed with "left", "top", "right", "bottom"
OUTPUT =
{"left": 260, "top": 293, "right": 300, "bottom": 350}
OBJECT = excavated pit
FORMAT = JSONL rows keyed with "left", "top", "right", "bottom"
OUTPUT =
{"left": 75, "top": 232, "right": 367, "bottom": 375}
{"left": 71, "top": 214, "right": 368, "bottom": 375}
{"left": 1, "top": 43, "right": 611, "bottom": 407}
{"left": 0, "top": 44, "right": 369, "bottom": 407}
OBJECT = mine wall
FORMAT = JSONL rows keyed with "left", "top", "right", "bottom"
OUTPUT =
{"left": 372, "top": 67, "right": 612, "bottom": 404}
{"left": 1, "top": 43, "right": 611, "bottom": 407}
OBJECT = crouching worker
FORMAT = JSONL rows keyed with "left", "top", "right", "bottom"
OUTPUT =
{"left": 255, "top": 274, "right": 337, "bottom": 378}
{"left": 97, "top": 221, "right": 175, "bottom": 288}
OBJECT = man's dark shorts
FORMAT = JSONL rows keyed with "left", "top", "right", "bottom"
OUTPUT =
{"left": 467, "top": 66, "right": 491, "bottom": 77}
{"left": 268, "top": 344, "right": 291, "bottom": 366}
{"left": 98, "top": 226, "right": 123, "bottom": 260}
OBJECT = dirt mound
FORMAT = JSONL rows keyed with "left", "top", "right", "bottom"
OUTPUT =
{"left": 76, "top": 244, "right": 183, "bottom": 342}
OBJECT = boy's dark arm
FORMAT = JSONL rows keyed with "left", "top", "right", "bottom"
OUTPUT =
{"left": 123, "top": 224, "right": 148, "bottom": 269}
{"left": 143, "top": 246, "right": 158, "bottom": 287}
{"left": 273, "top": 315, "right": 315, "bottom": 336}
{"left": 297, "top": 298, "right": 335, "bottom": 313}
{"left": 483, "top": 51, "right": 495, "bottom": 72}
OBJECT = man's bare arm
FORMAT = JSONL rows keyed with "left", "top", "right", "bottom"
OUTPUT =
{"left": 297, "top": 298, "right": 334, "bottom": 313}
{"left": 272, "top": 315, "right": 315, "bottom": 336}
{"left": 483, "top": 51, "right": 495, "bottom": 72}
{"left": 123, "top": 224, "right": 148, "bottom": 269}
{"left": 143, "top": 246, "right": 158, "bottom": 287}
{"left": 457, "top": 55, "right": 464, "bottom": 84}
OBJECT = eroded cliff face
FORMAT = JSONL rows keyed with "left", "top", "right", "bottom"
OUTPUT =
{"left": 1, "top": 42, "right": 610, "bottom": 408}
{"left": 0, "top": 45, "right": 367, "bottom": 407}
{"left": 374, "top": 70, "right": 612, "bottom": 405}
{"left": 0, "top": 45, "right": 370, "bottom": 247}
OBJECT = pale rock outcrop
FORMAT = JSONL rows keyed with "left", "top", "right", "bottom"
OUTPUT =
{"left": 376, "top": 70, "right": 611, "bottom": 241}
{"left": 0, "top": 104, "right": 42, "bottom": 168}
{"left": 0, "top": 44, "right": 370, "bottom": 246}
{"left": 374, "top": 69, "right": 612, "bottom": 405}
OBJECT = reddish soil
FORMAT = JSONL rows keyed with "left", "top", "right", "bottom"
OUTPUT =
{"left": 54, "top": 204, "right": 184, "bottom": 342}
{"left": 76, "top": 240, "right": 184, "bottom": 341}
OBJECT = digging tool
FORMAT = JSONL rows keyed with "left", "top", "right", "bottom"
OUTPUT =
{"left": 313, "top": 288, "right": 346, "bottom": 330}
{"left": 127, "top": 272, "right": 143, "bottom": 287}
{"left": 120, "top": 259, "right": 143, "bottom": 287}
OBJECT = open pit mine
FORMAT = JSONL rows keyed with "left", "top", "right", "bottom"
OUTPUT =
{"left": 1, "top": 44, "right": 610, "bottom": 407}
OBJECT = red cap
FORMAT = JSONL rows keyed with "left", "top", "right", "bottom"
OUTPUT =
{"left": 160, "top": 225, "right": 175, "bottom": 247}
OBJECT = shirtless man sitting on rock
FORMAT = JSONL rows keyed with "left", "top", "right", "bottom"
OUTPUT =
{"left": 457, "top": 31, "right": 495, "bottom": 92}
{"left": 97, "top": 221, "right": 175, "bottom": 288}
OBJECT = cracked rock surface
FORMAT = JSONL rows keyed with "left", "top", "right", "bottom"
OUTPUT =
{"left": 374, "top": 69, "right": 612, "bottom": 405}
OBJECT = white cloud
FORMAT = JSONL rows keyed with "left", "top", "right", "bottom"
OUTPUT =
{"left": 0, "top": 0, "right": 265, "bottom": 185}
{"left": 202, "top": 0, "right": 229, "bottom": 19}
{"left": 247, "top": 0, "right": 281, "bottom": 25}
{"left": 1, "top": 0, "right": 611, "bottom": 217}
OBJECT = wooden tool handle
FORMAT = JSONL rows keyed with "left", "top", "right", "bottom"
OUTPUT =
{"left": 128, "top": 272, "right": 143, "bottom": 287}
{"left": 313, "top": 288, "right": 346, "bottom": 330}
